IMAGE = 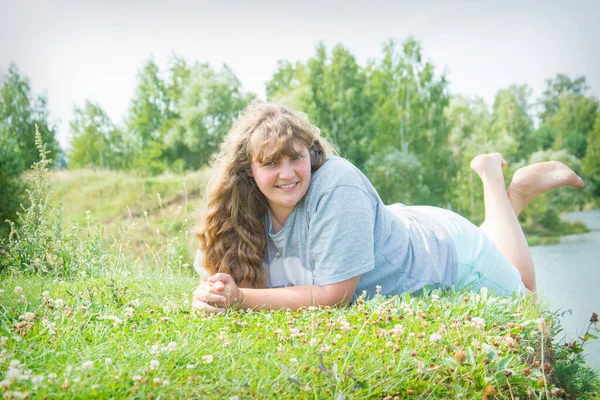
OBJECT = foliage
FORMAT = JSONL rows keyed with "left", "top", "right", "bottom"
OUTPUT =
{"left": 69, "top": 101, "right": 129, "bottom": 169}
{"left": 582, "top": 112, "right": 600, "bottom": 197}
{"left": 1, "top": 129, "right": 108, "bottom": 276}
{"left": 0, "top": 64, "right": 63, "bottom": 168}
{"left": 0, "top": 133, "right": 27, "bottom": 238}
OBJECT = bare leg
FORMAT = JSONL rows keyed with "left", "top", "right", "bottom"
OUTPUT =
{"left": 470, "top": 153, "right": 536, "bottom": 291}
{"left": 507, "top": 162, "right": 584, "bottom": 217}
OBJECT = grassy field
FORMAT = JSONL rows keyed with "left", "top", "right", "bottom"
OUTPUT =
{"left": 1, "top": 151, "right": 599, "bottom": 398}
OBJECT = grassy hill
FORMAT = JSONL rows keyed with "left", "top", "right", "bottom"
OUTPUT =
{"left": 46, "top": 168, "right": 211, "bottom": 262}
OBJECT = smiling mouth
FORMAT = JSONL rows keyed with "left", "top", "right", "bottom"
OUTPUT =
{"left": 276, "top": 182, "right": 299, "bottom": 189}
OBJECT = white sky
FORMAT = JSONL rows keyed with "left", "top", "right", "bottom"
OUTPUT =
{"left": 1, "top": 0, "right": 599, "bottom": 149}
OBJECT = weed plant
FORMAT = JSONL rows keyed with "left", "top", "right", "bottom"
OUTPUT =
{"left": 0, "top": 133, "right": 599, "bottom": 398}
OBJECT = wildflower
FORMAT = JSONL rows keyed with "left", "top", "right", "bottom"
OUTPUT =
{"left": 591, "top": 312, "right": 599, "bottom": 323}
{"left": 390, "top": 325, "right": 404, "bottom": 336}
{"left": 91, "top": 384, "right": 99, "bottom": 390}
{"left": 152, "top": 377, "right": 162, "bottom": 386}
{"left": 525, "top": 346, "right": 535, "bottom": 354}
{"left": 150, "top": 344, "right": 160, "bottom": 354}
{"left": 186, "top": 364, "right": 195, "bottom": 369}
{"left": 19, "top": 312, "right": 35, "bottom": 322}
{"left": 82, "top": 360, "right": 94, "bottom": 370}
{"left": 31, "top": 374, "right": 44, "bottom": 386}
{"left": 104, "top": 358, "right": 112, "bottom": 365}
{"left": 0, "top": 337, "right": 7, "bottom": 347}
{"left": 132, "top": 375, "right": 143, "bottom": 382}
{"left": 54, "top": 299, "right": 66, "bottom": 309}
{"left": 9, "top": 360, "right": 21, "bottom": 369}
{"left": 0, "top": 380, "right": 9, "bottom": 391}
{"left": 429, "top": 333, "right": 442, "bottom": 342}
{"left": 290, "top": 358, "right": 298, "bottom": 364}
{"left": 308, "top": 338, "right": 318, "bottom": 346}
{"left": 454, "top": 350, "right": 466, "bottom": 364}
{"left": 375, "top": 285, "right": 382, "bottom": 295}
{"left": 14, "top": 286, "right": 23, "bottom": 295}
{"left": 0, "top": 289, "right": 4, "bottom": 297}
{"left": 47, "top": 373, "right": 57, "bottom": 383}
{"left": 202, "top": 355, "right": 213, "bottom": 364}
{"left": 471, "top": 317, "right": 485, "bottom": 330}
{"left": 124, "top": 307, "right": 134, "bottom": 319}
{"left": 166, "top": 342, "right": 177, "bottom": 351}
{"left": 163, "top": 379, "right": 170, "bottom": 385}
{"left": 149, "top": 360, "right": 160, "bottom": 370}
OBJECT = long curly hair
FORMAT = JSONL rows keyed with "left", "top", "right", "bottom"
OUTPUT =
{"left": 196, "top": 103, "right": 333, "bottom": 288}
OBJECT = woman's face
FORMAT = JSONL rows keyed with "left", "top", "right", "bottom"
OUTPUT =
{"left": 249, "top": 141, "right": 312, "bottom": 222}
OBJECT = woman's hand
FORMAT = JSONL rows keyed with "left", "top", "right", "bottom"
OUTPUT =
{"left": 192, "top": 273, "right": 243, "bottom": 313}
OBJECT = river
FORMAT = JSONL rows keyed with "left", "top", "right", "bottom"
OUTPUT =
{"left": 531, "top": 209, "right": 600, "bottom": 371}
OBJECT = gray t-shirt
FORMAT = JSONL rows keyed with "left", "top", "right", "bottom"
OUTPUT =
{"left": 230, "top": 155, "right": 457, "bottom": 301}
{"left": 195, "top": 156, "right": 457, "bottom": 300}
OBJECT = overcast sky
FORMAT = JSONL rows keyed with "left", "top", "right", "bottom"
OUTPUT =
{"left": 1, "top": 0, "right": 599, "bottom": 148}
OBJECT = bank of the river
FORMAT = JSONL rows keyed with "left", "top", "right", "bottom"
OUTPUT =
{"left": 532, "top": 209, "right": 600, "bottom": 371}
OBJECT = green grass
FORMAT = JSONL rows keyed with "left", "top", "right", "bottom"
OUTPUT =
{"left": 0, "top": 272, "right": 564, "bottom": 399}
{"left": 1, "top": 138, "right": 598, "bottom": 398}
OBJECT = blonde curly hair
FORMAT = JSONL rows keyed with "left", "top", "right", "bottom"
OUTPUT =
{"left": 196, "top": 103, "right": 334, "bottom": 288}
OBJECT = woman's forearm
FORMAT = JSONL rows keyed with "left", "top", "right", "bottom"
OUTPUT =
{"left": 239, "top": 281, "right": 357, "bottom": 311}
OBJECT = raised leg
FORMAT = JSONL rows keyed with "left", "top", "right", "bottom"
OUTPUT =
{"left": 470, "top": 153, "right": 536, "bottom": 291}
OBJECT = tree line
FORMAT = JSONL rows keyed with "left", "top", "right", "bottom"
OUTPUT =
{"left": 1, "top": 37, "right": 598, "bottom": 236}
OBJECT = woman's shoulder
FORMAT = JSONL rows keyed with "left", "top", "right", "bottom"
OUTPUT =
{"left": 309, "top": 155, "right": 371, "bottom": 194}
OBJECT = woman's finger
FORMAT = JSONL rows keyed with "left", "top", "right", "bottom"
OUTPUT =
{"left": 192, "top": 298, "right": 225, "bottom": 313}
{"left": 193, "top": 289, "right": 227, "bottom": 305}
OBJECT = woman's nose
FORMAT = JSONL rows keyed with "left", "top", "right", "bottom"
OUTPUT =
{"left": 279, "top": 160, "right": 294, "bottom": 178}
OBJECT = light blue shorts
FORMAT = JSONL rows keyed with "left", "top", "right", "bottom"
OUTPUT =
{"left": 410, "top": 206, "right": 527, "bottom": 296}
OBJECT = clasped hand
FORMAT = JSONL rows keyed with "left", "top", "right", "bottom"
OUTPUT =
{"left": 192, "top": 273, "right": 243, "bottom": 313}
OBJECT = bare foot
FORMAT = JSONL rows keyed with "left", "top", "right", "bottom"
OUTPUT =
{"left": 470, "top": 153, "right": 507, "bottom": 178}
{"left": 508, "top": 161, "right": 584, "bottom": 212}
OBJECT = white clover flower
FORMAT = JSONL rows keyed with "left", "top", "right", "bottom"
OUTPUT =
{"left": 132, "top": 375, "right": 142, "bottom": 382}
{"left": 471, "top": 317, "right": 486, "bottom": 330}
{"left": 47, "top": 373, "right": 57, "bottom": 383}
{"left": 0, "top": 289, "right": 4, "bottom": 296}
{"left": 0, "top": 379, "right": 9, "bottom": 390}
{"left": 152, "top": 377, "right": 162, "bottom": 385}
{"left": 19, "top": 312, "right": 35, "bottom": 322}
{"left": 31, "top": 374, "right": 44, "bottom": 386}
{"left": 150, "top": 344, "right": 160, "bottom": 354}
{"left": 82, "top": 360, "right": 93, "bottom": 370}
{"left": 202, "top": 355, "right": 213, "bottom": 364}
{"left": 9, "top": 360, "right": 21, "bottom": 369}
{"left": 91, "top": 384, "right": 99, "bottom": 390}
{"left": 390, "top": 324, "right": 404, "bottom": 335}
{"left": 104, "top": 358, "right": 112, "bottom": 365}
{"left": 308, "top": 338, "right": 318, "bottom": 346}
{"left": 429, "top": 333, "right": 442, "bottom": 342}
{"left": 54, "top": 299, "right": 66, "bottom": 309}
{"left": 307, "top": 306, "right": 318, "bottom": 311}
{"left": 166, "top": 342, "right": 177, "bottom": 351}
{"left": 149, "top": 360, "right": 160, "bottom": 370}
{"left": 163, "top": 379, "right": 170, "bottom": 385}
{"left": 290, "top": 358, "right": 298, "bottom": 364}
{"left": 526, "top": 346, "right": 535, "bottom": 354}
{"left": 6, "top": 367, "right": 21, "bottom": 383}
{"left": 14, "top": 287, "right": 23, "bottom": 295}
{"left": 264, "top": 313, "right": 273, "bottom": 321}
{"left": 42, "top": 291, "right": 50, "bottom": 299}
{"left": 186, "top": 364, "right": 195, "bottom": 369}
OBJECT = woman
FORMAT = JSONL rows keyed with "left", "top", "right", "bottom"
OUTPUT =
{"left": 192, "top": 103, "right": 584, "bottom": 313}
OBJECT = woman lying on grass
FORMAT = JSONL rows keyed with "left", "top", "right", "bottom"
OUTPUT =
{"left": 192, "top": 103, "right": 584, "bottom": 313}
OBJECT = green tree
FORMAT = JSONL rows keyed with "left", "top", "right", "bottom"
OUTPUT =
{"left": 548, "top": 94, "right": 597, "bottom": 159}
{"left": 163, "top": 63, "right": 254, "bottom": 169}
{"left": 299, "top": 44, "right": 375, "bottom": 169}
{"left": 0, "top": 64, "right": 62, "bottom": 168}
{"left": 540, "top": 74, "right": 589, "bottom": 124}
{"left": 0, "top": 132, "right": 26, "bottom": 237}
{"left": 582, "top": 112, "right": 600, "bottom": 197}
{"left": 69, "top": 101, "right": 127, "bottom": 169}
{"left": 489, "top": 85, "right": 534, "bottom": 163}
{"left": 366, "top": 38, "right": 452, "bottom": 205}
{"left": 444, "top": 95, "right": 493, "bottom": 222}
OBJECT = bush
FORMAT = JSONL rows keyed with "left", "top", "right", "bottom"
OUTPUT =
{"left": 0, "top": 133, "right": 26, "bottom": 238}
